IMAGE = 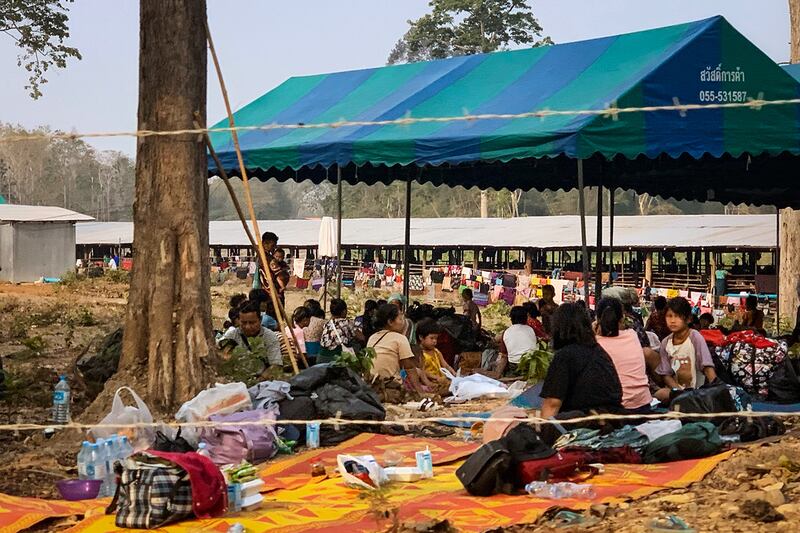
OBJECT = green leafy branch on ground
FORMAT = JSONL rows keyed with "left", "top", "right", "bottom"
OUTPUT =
{"left": 517, "top": 341, "right": 553, "bottom": 383}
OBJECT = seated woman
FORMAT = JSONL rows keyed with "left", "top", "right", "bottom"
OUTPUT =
{"left": 654, "top": 297, "right": 718, "bottom": 402}
{"left": 367, "top": 304, "right": 428, "bottom": 393}
{"left": 734, "top": 295, "right": 766, "bottom": 335}
{"left": 540, "top": 302, "right": 623, "bottom": 419}
{"left": 594, "top": 298, "right": 654, "bottom": 413}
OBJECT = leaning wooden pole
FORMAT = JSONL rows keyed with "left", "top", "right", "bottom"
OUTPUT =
{"left": 203, "top": 126, "right": 308, "bottom": 369}
{"left": 205, "top": 20, "right": 300, "bottom": 374}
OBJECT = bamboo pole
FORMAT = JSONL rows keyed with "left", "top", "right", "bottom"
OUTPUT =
{"left": 205, "top": 20, "right": 300, "bottom": 374}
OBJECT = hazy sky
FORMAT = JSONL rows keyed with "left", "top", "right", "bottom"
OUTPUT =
{"left": 0, "top": 0, "right": 791, "bottom": 155}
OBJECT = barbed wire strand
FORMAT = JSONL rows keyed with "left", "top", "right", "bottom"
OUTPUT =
{"left": 0, "top": 97, "right": 798, "bottom": 144}
{"left": 2, "top": 410, "right": 799, "bottom": 433}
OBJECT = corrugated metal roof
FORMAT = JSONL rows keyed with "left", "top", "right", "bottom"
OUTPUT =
{"left": 0, "top": 204, "right": 94, "bottom": 222}
{"left": 76, "top": 215, "right": 777, "bottom": 250}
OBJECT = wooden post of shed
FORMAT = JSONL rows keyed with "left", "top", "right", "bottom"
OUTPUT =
{"left": 645, "top": 251, "right": 653, "bottom": 286}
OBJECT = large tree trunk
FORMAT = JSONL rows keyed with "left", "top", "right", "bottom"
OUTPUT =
{"left": 119, "top": 0, "right": 213, "bottom": 410}
{"left": 780, "top": 0, "right": 800, "bottom": 327}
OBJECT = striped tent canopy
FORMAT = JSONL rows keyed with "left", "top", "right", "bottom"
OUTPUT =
{"left": 210, "top": 16, "right": 800, "bottom": 207}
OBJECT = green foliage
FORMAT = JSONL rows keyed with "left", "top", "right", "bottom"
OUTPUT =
{"left": 0, "top": 0, "right": 82, "bottom": 99}
{"left": 388, "top": 0, "right": 551, "bottom": 64}
{"left": 333, "top": 347, "right": 376, "bottom": 378}
{"left": 58, "top": 269, "right": 82, "bottom": 288}
{"left": 67, "top": 306, "right": 96, "bottom": 327}
{"left": 482, "top": 300, "right": 511, "bottom": 334}
{"left": 516, "top": 341, "right": 553, "bottom": 383}
{"left": 20, "top": 335, "right": 47, "bottom": 353}
{"left": 217, "top": 337, "right": 275, "bottom": 387}
{"left": 105, "top": 269, "right": 129, "bottom": 284}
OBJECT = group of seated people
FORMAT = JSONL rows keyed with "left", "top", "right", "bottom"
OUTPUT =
{"left": 217, "top": 290, "right": 458, "bottom": 394}
{"left": 539, "top": 293, "right": 721, "bottom": 420}
{"left": 216, "top": 260, "right": 775, "bottom": 419}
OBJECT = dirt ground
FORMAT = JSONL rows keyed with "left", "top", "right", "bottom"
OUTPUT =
{"left": 1, "top": 277, "right": 799, "bottom": 532}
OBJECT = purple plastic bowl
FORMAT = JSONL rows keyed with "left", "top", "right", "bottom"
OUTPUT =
{"left": 56, "top": 479, "right": 103, "bottom": 501}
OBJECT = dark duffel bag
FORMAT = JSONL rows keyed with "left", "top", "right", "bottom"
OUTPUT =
{"left": 456, "top": 440, "right": 513, "bottom": 496}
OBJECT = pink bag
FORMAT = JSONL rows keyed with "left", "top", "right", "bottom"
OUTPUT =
{"left": 201, "top": 409, "right": 278, "bottom": 465}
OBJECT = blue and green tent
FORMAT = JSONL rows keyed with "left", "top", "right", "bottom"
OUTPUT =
{"left": 210, "top": 16, "right": 800, "bottom": 207}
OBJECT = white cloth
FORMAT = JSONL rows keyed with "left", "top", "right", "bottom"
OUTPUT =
{"left": 248, "top": 261, "right": 257, "bottom": 275}
{"left": 108, "top": 258, "right": 117, "bottom": 270}
{"left": 502, "top": 324, "right": 538, "bottom": 364}
{"left": 635, "top": 420, "right": 682, "bottom": 442}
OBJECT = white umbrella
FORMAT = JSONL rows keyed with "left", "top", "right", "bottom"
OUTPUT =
{"left": 317, "top": 217, "right": 338, "bottom": 309}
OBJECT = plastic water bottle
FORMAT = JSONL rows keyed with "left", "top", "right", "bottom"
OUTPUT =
{"left": 52, "top": 375, "right": 70, "bottom": 424}
{"left": 118, "top": 435, "right": 134, "bottom": 460}
{"left": 103, "top": 437, "right": 118, "bottom": 496}
{"left": 524, "top": 481, "right": 596, "bottom": 500}
{"left": 306, "top": 423, "right": 320, "bottom": 449}
{"left": 77, "top": 441, "right": 91, "bottom": 480}
{"left": 197, "top": 442, "right": 210, "bottom": 458}
{"left": 87, "top": 442, "right": 107, "bottom": 496}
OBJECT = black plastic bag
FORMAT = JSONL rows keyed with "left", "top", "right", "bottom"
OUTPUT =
{"left": 152, "top": 429, "right": 195, "bottom": 453}
{"left": 766, "top": 358, "right": 800, "bottom": 404}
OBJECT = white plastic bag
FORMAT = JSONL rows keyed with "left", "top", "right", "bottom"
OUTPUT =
{"left": 440, "top": 369, "right": 509, "bottom": 401}
{"left": 175, "top": 382, "right": 252, "bottom": 445}
{"left": 92, "top": 386, "right": 155, "bottom": 451}
{"left": 337, "top": 454, "right": 387, "bottom": 489}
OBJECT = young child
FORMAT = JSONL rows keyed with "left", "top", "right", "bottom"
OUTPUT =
{"left": 538, "top": 285, "right": 558, "bottom": 334}
{"left": 416, "top": 318, "right": 455, "bottom": 382}
{"left": 461, "top": 288, "right": 482, "bottom": 333}
{"left": 655, "top": 297, "right": 718, "bottom": 400}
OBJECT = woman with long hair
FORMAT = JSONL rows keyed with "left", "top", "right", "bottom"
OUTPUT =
{"left": 594, "top": 298, "right": 653, "bottom": 413}
{"left": 539, "top": 303, "right": 623, "bottom": 419}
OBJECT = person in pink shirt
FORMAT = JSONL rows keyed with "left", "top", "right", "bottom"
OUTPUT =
{"left": 594, "top": 297, "right": 654, "bottom": 413}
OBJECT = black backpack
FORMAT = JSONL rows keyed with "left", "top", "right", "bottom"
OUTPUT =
{"left": 456, "top": 440, "right": 512, "bottom": 496}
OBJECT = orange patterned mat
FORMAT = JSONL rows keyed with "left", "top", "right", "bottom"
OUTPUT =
{"left": 0, "top": 434, "right": 734, "bottom": 533}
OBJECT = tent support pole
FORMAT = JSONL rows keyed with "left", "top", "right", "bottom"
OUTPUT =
{"left": 595, "top": 180, "right": 604, "bottom": 301}
{"left": 608, "top": 185, "right": 615, "bottom": 285}
{"left": 336, "top": 166, "right": 343, "bottom": 299}
{"left": 577, "top": 160, "right": 590, "bottom": 301}
{"left": 403, "top": 177, "right": 412, "bottom": 301}
{"left": 776, "top": 207, "right": 781, "bottom": 327}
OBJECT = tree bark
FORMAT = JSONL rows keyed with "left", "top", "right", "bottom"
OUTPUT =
{"left": 780, "top": 0, "right": 800, "bottom": 327}
{"left": 119, "top": 0, "right": 213, "bottom": 409}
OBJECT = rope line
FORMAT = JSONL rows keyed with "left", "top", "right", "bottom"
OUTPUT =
{"left": 4, "top": 410, "right": 799, "bottom": 433}
{"left": 0, "top": 97, "right": 798, "bottom": 144}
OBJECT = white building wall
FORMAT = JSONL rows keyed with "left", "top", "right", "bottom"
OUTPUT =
{"left": 0, "top": 224, "right": 14, "bottom": 281}
{"left": 0, "top": 222, "right": 76, "bottom": 282}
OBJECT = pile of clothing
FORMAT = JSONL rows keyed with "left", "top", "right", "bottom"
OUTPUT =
{"left": 705, "top": 330, "right": 789, "bottom": 398}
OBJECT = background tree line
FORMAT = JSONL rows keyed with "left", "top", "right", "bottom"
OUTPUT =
{"left": 0, "top": 124, "right": 134, "bottom": 220}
